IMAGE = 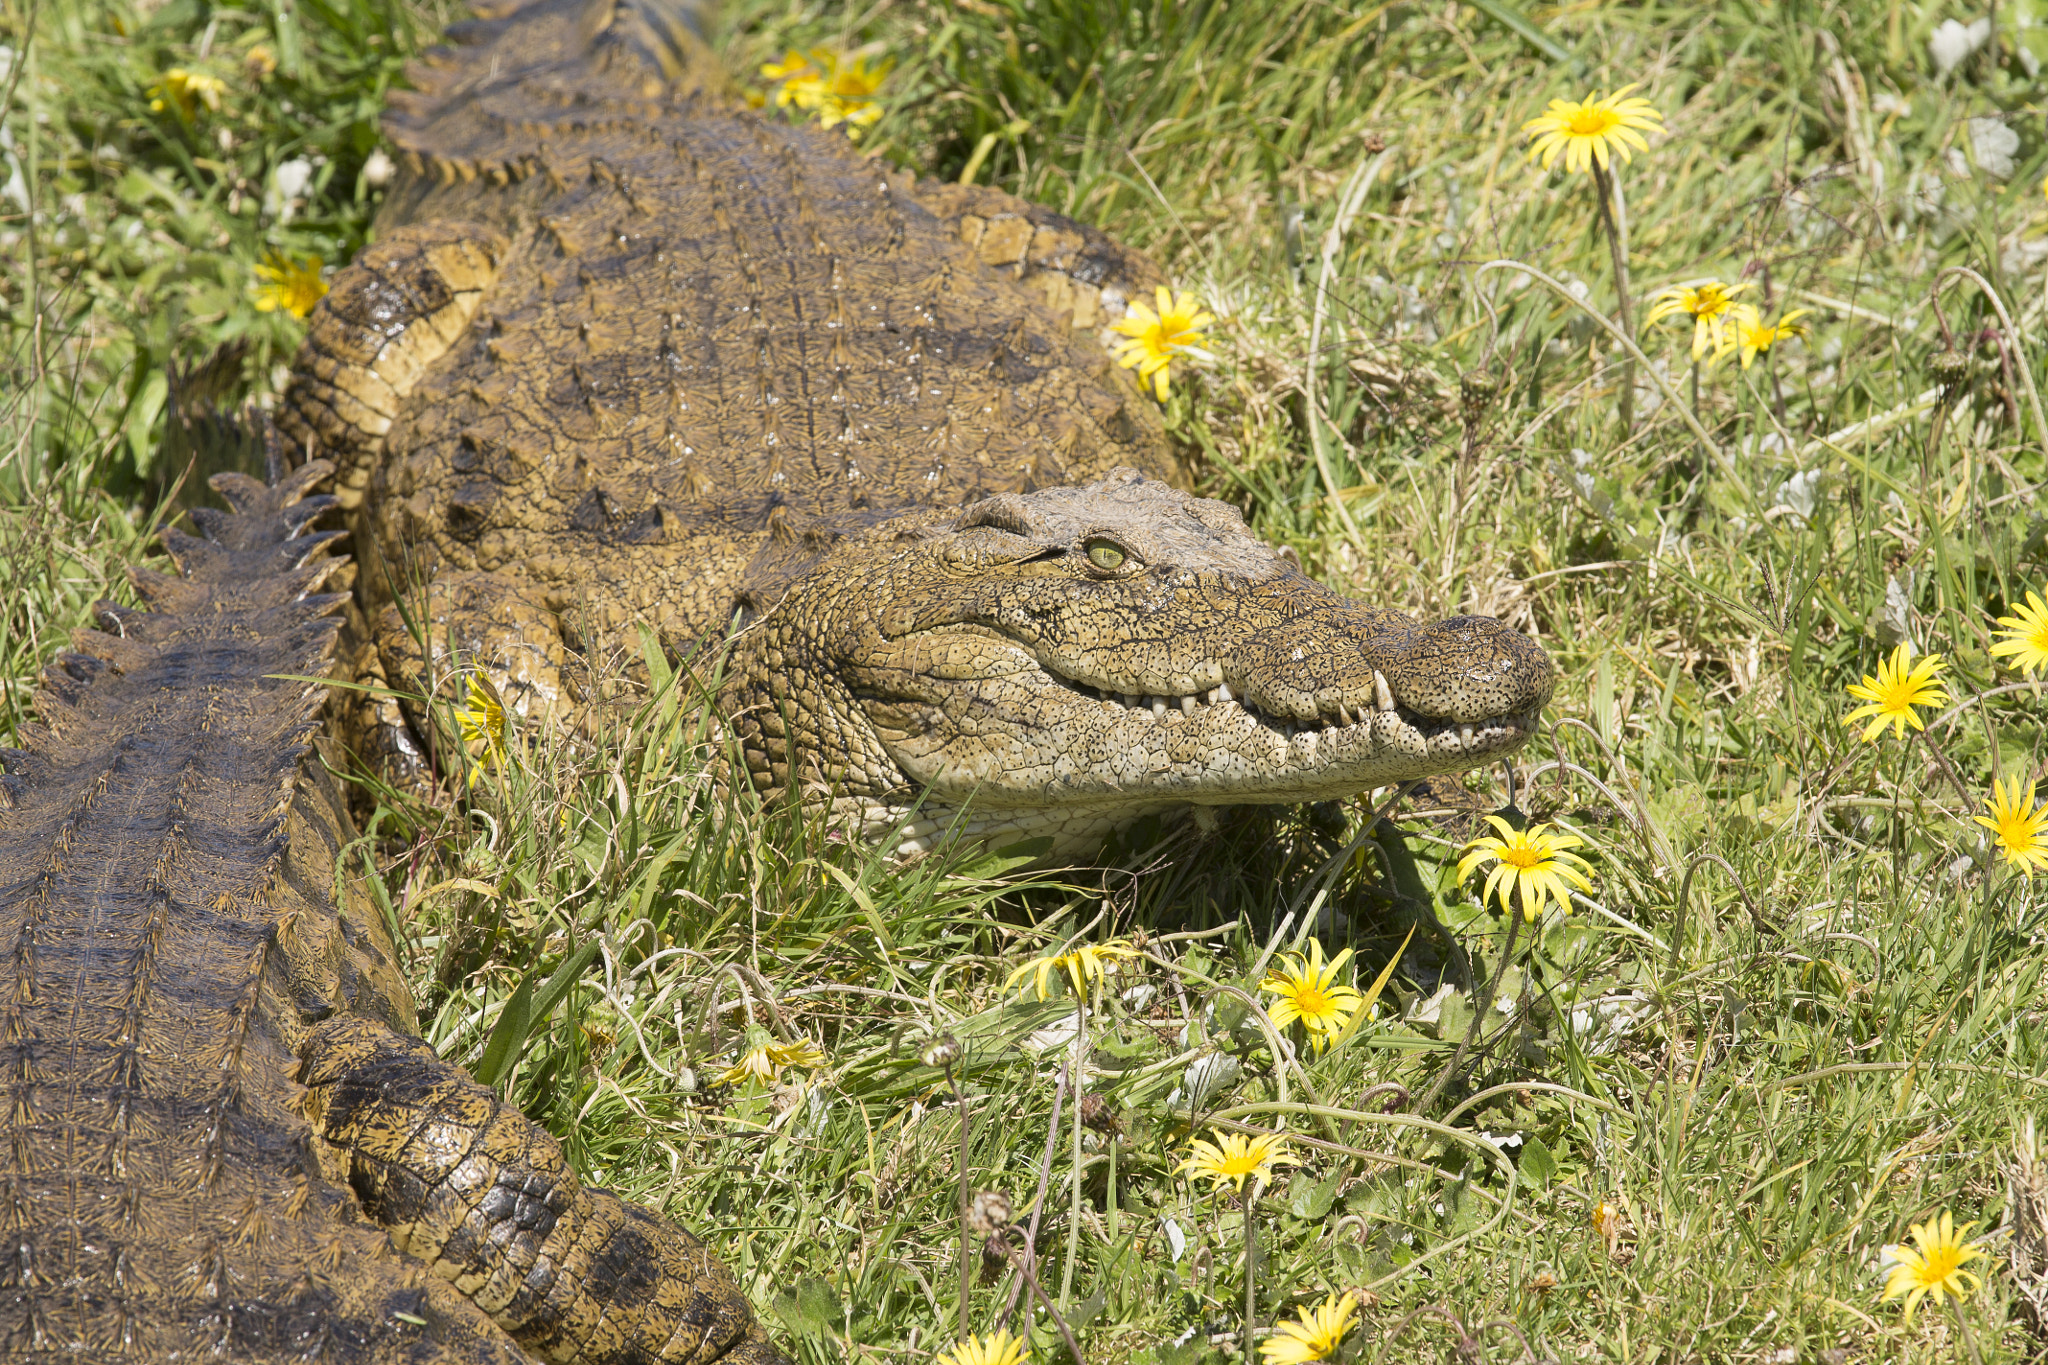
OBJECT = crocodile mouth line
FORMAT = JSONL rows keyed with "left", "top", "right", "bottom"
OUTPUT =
{"left": 1037, "top": 662, "right": 1538, "bottom": 757}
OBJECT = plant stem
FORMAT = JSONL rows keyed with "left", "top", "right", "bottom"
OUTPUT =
{"left": 1919, "top": 728, "right": 1978, "bottom": 810}
{"left": 948, "top": 1060, "right": 972, "bottom": 1342}
{"left": 1006, "top": 1242, "right": 1087, "bottom": 1365}
{"left": 1416, "top": 908, "right": 1523, "bottom": 1112}
{"left": 1059, "top": 1003, "right": 1086, "bottom": 1311}
{"left": 1000, "top": 1059, "right": 1068, "bottom": 1328}
{"left": 1592, "top": 162, "right": 1636, "bottom": 431}
{"left": 1951, "top": 1294, "right": 1986, "bottom": 1365}
{"left": 1242, "top": 1177, "right": 1261, "bottom": 1365}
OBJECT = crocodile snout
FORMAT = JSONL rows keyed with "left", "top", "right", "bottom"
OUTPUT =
{"left": 1230, "top": 598, "right": 1556, "bottom": 729}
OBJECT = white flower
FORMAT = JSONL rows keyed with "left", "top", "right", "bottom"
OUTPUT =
{"left": 1969, "top": 118, "right": 2019, "bottom": 179}
{"left": 266, "top": 157, "right": 313, "bottom": 221}
{"left": 1774, "top": 469, "right": 1820, "bottom": 525}
{"left": 1929, "top": 17, "right": 1992, "bottom": 76}
{"left": 362, "top": 148, "right": 395, "bottom": 188}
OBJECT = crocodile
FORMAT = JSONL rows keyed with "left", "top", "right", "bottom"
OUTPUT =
{"left": 0, "top": 0, "right": 1553, "bottom": 1356}
{"left": 277, "top": 0, "right": 1557, "bottom": 860}
{"left": 0, "top": 452, "right": 785, "bottom": 1362}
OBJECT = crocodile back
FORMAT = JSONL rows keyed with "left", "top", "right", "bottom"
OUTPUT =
{"left": 0, "top": 464, "right": 519, "bottom": 1360}
{"left": 356, "top": 0, "right": 1175, "bottom": 649}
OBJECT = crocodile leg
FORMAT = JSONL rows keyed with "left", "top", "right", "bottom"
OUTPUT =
{"left": 279, "top": 221, "right": 513, "bottom": 792}
{"left": 300, "top": 1019, "right": 786, "bottom": 1365}
{"left": 279, "top": 221, "right": 507, "bottom": 506}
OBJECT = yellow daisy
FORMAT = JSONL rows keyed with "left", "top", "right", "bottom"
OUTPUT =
{"left": 453, "top": 673, "right": 509, "bottom": 789}
{"left": 149, "top": 67, "right": 227, "bottom": 120}
{"left": 760, "top": 50, "right": 824, "bottom": 108}
{"left": 1644, "top": 280, "right": 1753, "bottom": 360}
{"left": 718, "top": 1037, "right": 828, "bottom": 1087}
{"left": 1974, "top": 775, "right": 2048, "bottom": 875}
{"left": 1259, "top": 1292, "right": 1359, "bottom": 1365}
{"left": 1259, "top": 940, "right": 1365, "bottom": 1052}
{"left": 1110, "top": 286, "right": 1215, "bottom": 402}
{"left": 1843, "top": 645, "right": 1950, "bottom": 743}
{"left": 1176, "top": 1128, "right": 1297, "bottom": 1194}
{"left": 1719, "top": 305, "right": 1810, "bottom": 370}
{"left": 814, "top": 50, "right": 892, "bottom": 132}
{"left": 760, "top": 48, "right": 891, "bottom": 134}
{"left": 1880, "top": 1211, "right": 1986, "bottom": 1324}
{"left": 1003, "top": 937, "right": 1141, "bottom": 1001}
{"left": 1522, "top": 83, "right": 1664, "bottom": 174}
{"left": 252, "top": 252, "right": 329, "bottom": 318}
{"left": 935, "top": 1329, "right": 1027, "bottom": 1365}
{"left": 1991, "top": 590, "right": 2048, "bottom": 675}
{"left": 1455, "top": 817, "right": 1594, "bottom": 922}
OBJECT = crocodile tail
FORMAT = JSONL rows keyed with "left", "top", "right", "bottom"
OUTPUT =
{"left": 384, "top": 0, "right": 727, "bottom": 189}
{"left": 300, "top": 1018, "right": 791, "bottom": 1365}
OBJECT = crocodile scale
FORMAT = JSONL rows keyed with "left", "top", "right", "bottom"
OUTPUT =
{"left": 0, "top": 455, "right": 783, "bottom": 1363}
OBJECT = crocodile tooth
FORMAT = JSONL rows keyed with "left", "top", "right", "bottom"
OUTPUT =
{"left": 1337, "top": 705, "right": 1354, "bottom": 727}
{"left": 1180, "top": 695, "right": 1197, "bottom": 715}
{"left": 1460, "top": 723, "right": 1475, "bottom": 748}
{"left": 1151, "top": 698, "right": 1169, "bottom": 719}
{"left": 1123, "top": 694, "right": 1142, "bottom": 709}
{"left": 1214, "top": 681, "right": 1233, "bottom": 703}
{"left": 1373, "top": 669, "right": 1396, "bottom": 714}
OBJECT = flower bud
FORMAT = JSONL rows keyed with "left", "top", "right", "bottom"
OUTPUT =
{"left": 1929, "top": 347, "right": 1970, "bottom": 388}
{"left": 920, "top": 1034, "right": 962, "bottom": 1068}
{"left": 967, "top": 1189, "right": 1013, "bottom": 1237}
{"left": 1459, "top": 367, "right": 1500, "bottom": 419}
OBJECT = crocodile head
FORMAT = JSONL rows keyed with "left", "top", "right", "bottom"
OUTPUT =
{"left": 727, "top": 469, "right": 1555, "bottom": 858}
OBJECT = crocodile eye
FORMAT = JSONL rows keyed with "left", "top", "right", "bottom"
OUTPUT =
{"left": 1084, "top": 538, "right": 1130, "bottom": 571}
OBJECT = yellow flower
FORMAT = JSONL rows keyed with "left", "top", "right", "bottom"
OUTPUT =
{"left": 1175, "top": 1128, "right": 1297, "bottom": 1194}
{"left": 760, "top": 48, "right": 891, "bottom": 134}
{"left": 1719, "top": 305, "right": 1810, "bottom": 370}
{"left": 1259, "top": 1292, "right": 1358, "bottom": 1365}
{"left": 1880, "top": 1211, "right": 1986, "bottom": 1324}
{"left": 252, "top": 253, "right": 329, "bottom": 318}
{"left": 1644, "top": 280, "right": 1753, "bottom": 360}
{"left": 1522, "top": 83, "right": 1664, "bottom": 174}
{"left": 718, "top": 1037, "right": 828, "bottom": 1086}
{"left": 1591, "top": 1196, "right": 1622, "bottom": 1250}
{"left": 1004, "top": 936, "right": 1141, "bottom": 1001}
{"left": 761, "top": 50, "right": 824, "bottom": 107}
{"left": 1974, "top": 775, "right": 2048, "bottom": 875}
{"left": 1110, "top": 286, "right": 1215, "bottom": 402}
{"left": 244, "top": 45, "right": 278, "bottom": 79}
{"left": 1259, "top": 940, "right": 1364, "bottom": 1052}
{"left": 935, "top": 1329, "right": 1028, "bottom": 1365}
{"left": 1991, "top": 590, "right": 2048, "bottom": 674}
{"left": 453, "top": 673, "right": 509, "bottom": 788}
{"left": 720, "top": 1045, "right": 778, "bottom": 1085}
{"left": 1455, "top": 816, "right": 1593, "bottom": 922}
{"left": 1843, "top": 645, "right": 1950, "bottom": 743}
{"left": 149, "top": 67, "right": 227, "bottom": 120}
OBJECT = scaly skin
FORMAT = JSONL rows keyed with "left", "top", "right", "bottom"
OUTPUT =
{"left": 727, "top": 471, "right": 1553, "bottom": 858}
{"left": 0, "top": 458, "right": 782, "bottom": 1363}
{"left": 277, "top": 0, "right": 1555, "bottom": 852}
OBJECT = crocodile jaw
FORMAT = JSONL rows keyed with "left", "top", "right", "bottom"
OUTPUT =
{"left": 865, "top": 635, "right": 1547, "bottom": 810}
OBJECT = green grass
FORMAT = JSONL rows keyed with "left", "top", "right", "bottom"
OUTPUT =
{"left": 9, "top": 0, "right": 2048, "bottom": 1359}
